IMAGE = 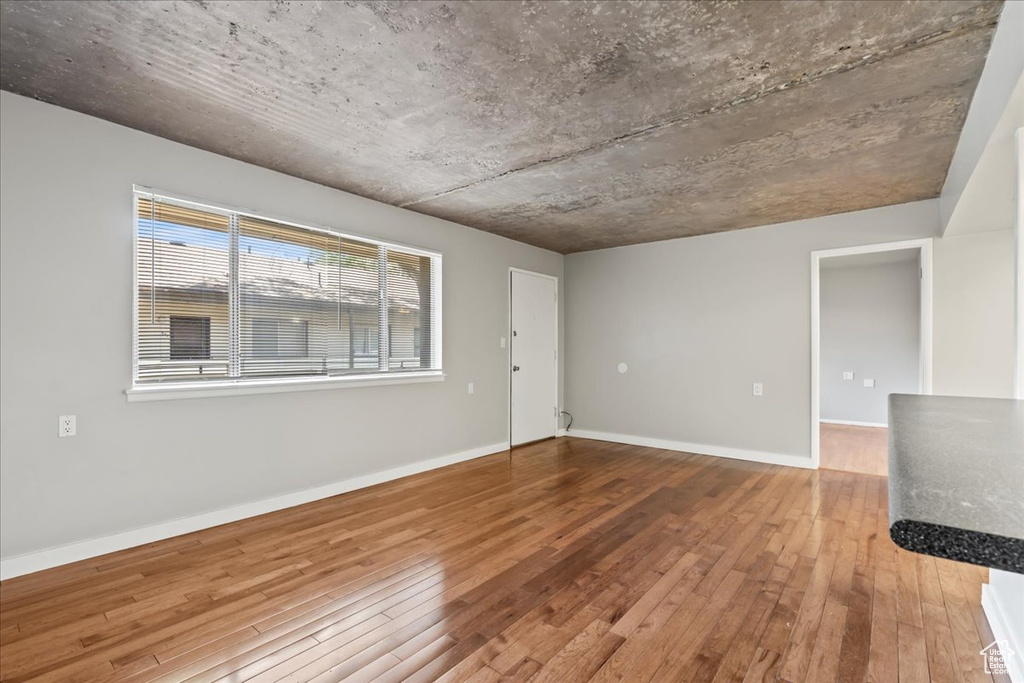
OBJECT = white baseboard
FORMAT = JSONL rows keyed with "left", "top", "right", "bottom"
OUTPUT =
{"left": 983, "top": 582, "right": 1024, "bottom": 683}
{"left": 0, "top": 441, "right": 509, "bottom": 581}
{"left": 567, "top": 430, "right": 814, "bottom": 470}
{"left": 820, "top": 419, "right": 888, "bottom": 428}
{"left": 556, "top": 429, "right": 568, "bottom": 437}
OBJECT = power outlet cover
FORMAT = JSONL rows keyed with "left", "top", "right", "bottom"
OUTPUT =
{"left": 58, "top": 415, "right": 76, "bottom": 437}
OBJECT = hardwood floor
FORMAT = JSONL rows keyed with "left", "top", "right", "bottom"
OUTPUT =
{"left": 819, "top": 424, "right": 889, "bottom": 477}
{"left": 0, "top": 437, "right": 1004, "bottom": 682}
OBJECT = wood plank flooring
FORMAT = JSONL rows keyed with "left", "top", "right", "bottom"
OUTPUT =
{"left": 819, "top": 424, "right": 889, "bottom": 477}
{"left": 0, "top": 437, "right": 1005, "bottom": 682}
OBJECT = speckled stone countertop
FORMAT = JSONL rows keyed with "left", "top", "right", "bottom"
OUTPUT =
{"left": 888, "top": 395, "right": 1024, "bottom": 574}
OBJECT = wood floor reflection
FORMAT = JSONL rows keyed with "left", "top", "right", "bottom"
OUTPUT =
{"left": 0, "top": 437, "right": 1001, "bottom": 682}
{"left": 820, "top": 423, "right": 889, "bottom": 477}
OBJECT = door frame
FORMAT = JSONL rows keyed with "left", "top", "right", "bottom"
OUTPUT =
{"left": 508, "top": 267, "right": 559, "bottom": 448}
{"left": 810, "top": 238, "right": 934, "bottom": 469}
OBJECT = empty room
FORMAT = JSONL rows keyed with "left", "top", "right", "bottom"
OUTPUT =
{"left": 1, "top": 1, "right": 1022, "bottom": 682}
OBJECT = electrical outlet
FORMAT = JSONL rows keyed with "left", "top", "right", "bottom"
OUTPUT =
{"left": 500, "top": 337, "right": 506, "bottom": 349}
{"left": 58, "top": 415, "right": 76, "bottom": 437}
{"left": 468, "top": 382, "right": 474, "bottom": 395}
{"left": 863, "top": 379, "right": 875, "bottom": 388}
{"left": 752, "top": 382, "right": 763, "bottom": 397}
{"left": 843, "top": 371, "right": 855, "bottom": 381}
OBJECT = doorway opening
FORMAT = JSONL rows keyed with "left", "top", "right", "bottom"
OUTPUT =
{"left": 810, "top": 239, "right": 933, "bottom": 473}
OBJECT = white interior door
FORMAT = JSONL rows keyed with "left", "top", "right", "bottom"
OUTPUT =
{"left": 510, "top": 270, "right": 557, "bottom": 446}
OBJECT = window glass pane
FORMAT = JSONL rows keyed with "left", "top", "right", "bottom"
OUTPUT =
{"left": 238, "top": 216, "right": 334, "bottom": 377}
{"left": 386, "top": 250, "right": 436, "bottom": 370}
{"left": 251, "top": 319, "right": 309, "bottom": 358}
{"left": 136, "top": 197, "right": 230, "bottom": 382}
{"left": 354, "top": 326, "right": 378, "bottom": 357}
{"left": 238, "top": 216, "right": 380, "bottom": 377}
{"left": 134, "top": 191, "right": 439, "bottom": 386}
{"left": 169, "top": 316, "right": 211, "bottom": 360}
{"left": 251, "top": 318, "right": 278, "bottom": 358}
{"left": 338, "top": 241, "right": 381, "bottom": 373}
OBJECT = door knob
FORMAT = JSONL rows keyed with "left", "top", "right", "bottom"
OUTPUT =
{"left": 512, "top": 365, "right": 520, "bottom": 372}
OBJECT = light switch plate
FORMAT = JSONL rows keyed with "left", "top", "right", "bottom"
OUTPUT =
{"left": 843, "top": 371, "right": 855, "bottom": 381}
{"left": 863, "top": 379, "right": 875, "bottom": 388}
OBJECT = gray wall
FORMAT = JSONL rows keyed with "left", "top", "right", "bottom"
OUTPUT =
{"left": 819, "top": 260, "right": 920, "bottom": 425}
{"left": 564, "top": 201, "right": 940, "bottom": 461}
{"left": 0, "top": 91, "right": 563, "bottom": 560}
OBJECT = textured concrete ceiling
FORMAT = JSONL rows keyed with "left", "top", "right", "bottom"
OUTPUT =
{"left": 0, "top": 1, "right": 1002, "bottom": 253}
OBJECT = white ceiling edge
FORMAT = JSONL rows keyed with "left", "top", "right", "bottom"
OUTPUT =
{"left": 944, "top": 71, "right": 1024, "bottom": 237}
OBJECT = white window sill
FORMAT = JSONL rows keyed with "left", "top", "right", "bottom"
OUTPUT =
{"left": 125, "top": 371, "right": 446, "bottom": 402}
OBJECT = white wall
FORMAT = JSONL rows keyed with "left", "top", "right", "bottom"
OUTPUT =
{"left": 944, "top": 74, "right": 1023, "bottom": 237}
{"left": 1017, "top": 128, "right": 1024, "bottom": 398}
{"left": 0, "top": 91, "right": 563, "bottom": 565}
{"left": 933, "top": 229, "right": 1016, "bottom": 399}
{"left": 1004, "top": 127, "right": 1024, "bottom": 683}
{"left": 820, "top": 260, "right": 920, "bottom": 425}
{"left": 986, "top": 113, "right": 1024, "bottom": 683}
{"left": 988, "top": 570, "right": 1024, "bottom": 682}
{"left": 940, "top": 0, "right": 1024, "bottom": 231}
{"left": 564, "top": 201, "right": 940, "bottom": 463}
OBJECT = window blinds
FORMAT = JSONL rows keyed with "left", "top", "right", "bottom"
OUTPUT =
{"left": 137, "top": 198, "right": 231, "bottom": 382}
{"left": 134, "top": 191, "right": 441, "bottom": 385}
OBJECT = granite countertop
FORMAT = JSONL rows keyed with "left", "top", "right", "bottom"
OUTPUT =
{"left": 888, "top": 394, "right": 1024, "bottom": 574}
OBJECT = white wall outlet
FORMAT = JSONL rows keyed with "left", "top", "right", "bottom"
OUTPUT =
{"left": 500, "top": 337, "right": 506, "bottom": 349}
{"left": 467, "top": 382, "right": 474, "bottom": 395}
{"left": 863, "top": 378, "right": 876, "bottom": 388}
{"left": 843, "top": 371, "right": 855, "bottom": 381}
{"left": 752, "top": 382, "right": 763, "bottom": 397}
{"left": 58, "top": 415, "right": 76, "bottom": 437}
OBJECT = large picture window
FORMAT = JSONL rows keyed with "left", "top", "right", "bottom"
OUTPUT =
{"left": 134, "top": 189, "right": 441, "bottom": 388}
